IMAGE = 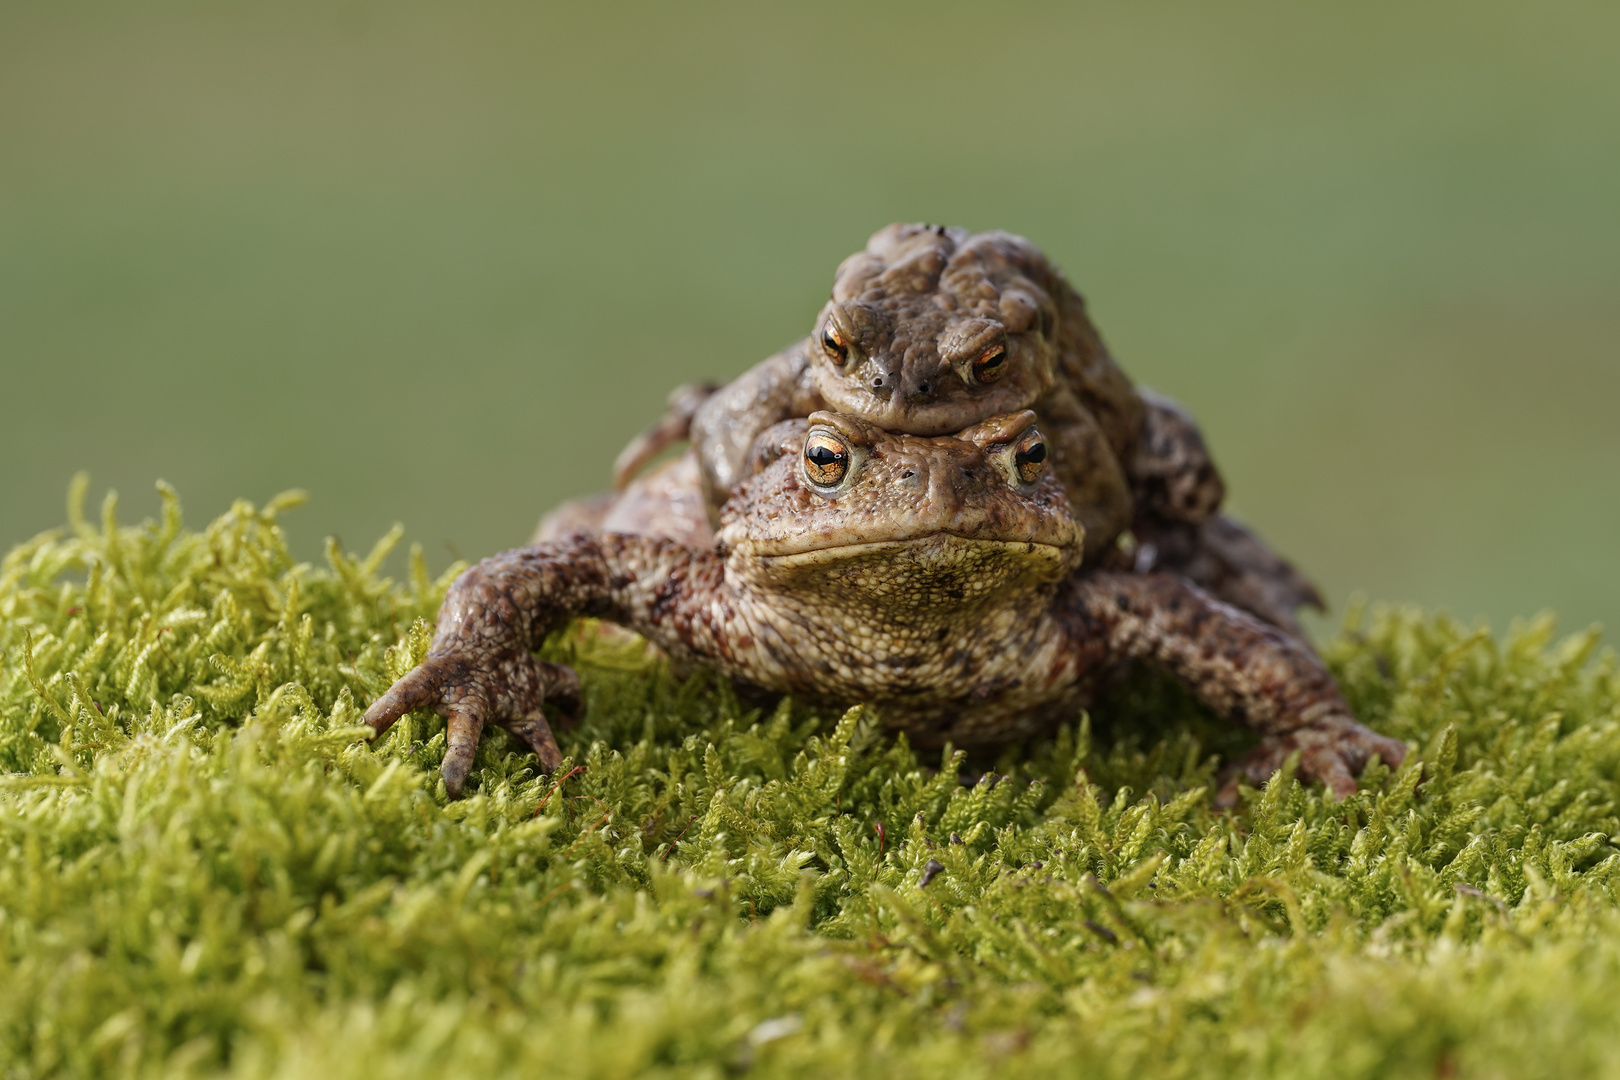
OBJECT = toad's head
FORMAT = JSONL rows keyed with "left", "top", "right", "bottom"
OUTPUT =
{"left": 808, "top": 223, "right": 1089, "bottom": 436}
{"left": 718, "top": 410, "right": 1081, "bottom": 606}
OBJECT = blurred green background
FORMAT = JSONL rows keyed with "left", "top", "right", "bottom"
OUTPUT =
{"left": 3, "top": 0, "right": 1617, "bottom": 633}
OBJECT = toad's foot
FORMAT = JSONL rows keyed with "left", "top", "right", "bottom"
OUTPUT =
{"left": 362, "top": 533, "right": 709, "bottom": 797}
{"left": 363, "top": 649, "right": 580, "bottom": 797}
{"left": 1215, "top": 715, "right": 1408, "bottom": 806}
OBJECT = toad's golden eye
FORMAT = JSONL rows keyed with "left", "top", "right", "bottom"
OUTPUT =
{"left": 1014, "top": 431, "right": 1047, "bottom": 484}
{"left": 972, "top": 343, "right": 1007, "bottom": 384}
{"left": 803, "top": 431, "right": 851, "bottom": 487}
{"left": 820, "top": 325, "right": 849, "bottom": 365}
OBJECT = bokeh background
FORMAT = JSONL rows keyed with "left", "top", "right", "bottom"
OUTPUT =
{"left": 3, "top": 0, "right": 1617, "bottom": 634}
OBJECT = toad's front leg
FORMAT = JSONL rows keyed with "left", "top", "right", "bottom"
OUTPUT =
{"left": 362, "top": 534, "right": 720, "bottom": 796}
{"left": 1063, "top": 570, "right": 1405, "bottom": 802}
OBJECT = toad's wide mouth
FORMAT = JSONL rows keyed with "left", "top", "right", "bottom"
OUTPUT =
{"left": 818, "top": 378, "right": 1043, "bottom": 438}
{"left": 736, "top": 532, "right": 1069, "bottom": 567}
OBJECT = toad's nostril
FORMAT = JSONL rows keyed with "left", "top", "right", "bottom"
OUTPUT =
{"left": 917, "top": 381, "right": 931, "bottom": 395}
{"left": 871, "top": 376, "right": 885, "bottom": 389}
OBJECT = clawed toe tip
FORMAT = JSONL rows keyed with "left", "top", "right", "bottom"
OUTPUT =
{"left": 441, "top": 760, "right": 473, "bottom": 799}
{"left": 360, "top": 706, "right": 396, "bottom": 738}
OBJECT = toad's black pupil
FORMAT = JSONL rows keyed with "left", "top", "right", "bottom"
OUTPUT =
{"left": 980, "top": 352, "right": 1004, "bottom": 368}
{"left": 1016, "top": 442, "right": 1046, "bottom": 465}
{"left": 808, "top": 446, "right": 845, "bottom": 467}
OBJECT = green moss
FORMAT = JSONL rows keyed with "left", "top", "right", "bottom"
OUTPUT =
{"left": 2, "top": 482, "right": 1618, "bottom": 1079}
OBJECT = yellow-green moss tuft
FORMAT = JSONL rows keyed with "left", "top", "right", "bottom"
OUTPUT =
{"left": 2, "top": 483, "right": 1618, "bottom": 1078}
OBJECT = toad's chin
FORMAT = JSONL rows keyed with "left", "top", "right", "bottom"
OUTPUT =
{"left": 732, "top": 533, "right": 1074, "bottom": 601}
{"left": 815, "top": 377, "right": 1048, "bottom": 439}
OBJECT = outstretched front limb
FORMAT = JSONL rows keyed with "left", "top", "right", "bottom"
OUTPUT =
{"left": 1063, "top": 570, "right": 1405, "bottom": 802}
{"left": 363, "top": 533, "right": 719, "bottom": 796}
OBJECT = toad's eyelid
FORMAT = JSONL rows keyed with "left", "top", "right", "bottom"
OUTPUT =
{"left": 806, "top": 426, "right": 853, "bottom": 455}
{"left": 823, "top": 308, "right": 856, "bottom": 342}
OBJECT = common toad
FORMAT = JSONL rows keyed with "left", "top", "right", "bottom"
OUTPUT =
{"left": 609, "top": 223, "right": 1320, "bottom": 632}
{"left": 371, "top": 412, "right": 1403, "bottom": 801}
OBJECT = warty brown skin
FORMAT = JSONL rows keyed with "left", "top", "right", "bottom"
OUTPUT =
{"left": 609, "top": 222, "right": 1319, "bottom": 632}
{"left": 543, "top": 453, "right": 1323, "bottom": 639}
{"left": 617, "top": 225, "right": 1221, "bottom": 525}
{"left": 374, "top": 413, "right": 1403, "bottom": 801}
{"left": 638, "top": 225, "right": 1161, "bottom": 559}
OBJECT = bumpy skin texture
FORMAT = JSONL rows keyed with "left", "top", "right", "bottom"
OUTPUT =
{"left": 679, "top": 224, "right": 1150, "bottom": 559}
{"left": 544, "top": 452, "right": 714, "bottom": 553}
{"left": 373, "top": 414, "right": 1403, "bottom": 802}
{"left": 1130, "top": 389, "right": 1225, "bottom": 524}
{"left": 1132, "top": 516, "right": 1325, "bottom": 639}
{"left": 615, "top": 223, "right": 1317, "bottom": 632}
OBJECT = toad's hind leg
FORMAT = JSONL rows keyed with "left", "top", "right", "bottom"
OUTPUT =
{"left": 1125, "top": 391, "right": 1321, "bottom": 637}
{"left": 1128, "top": 389, "right": 1226, "bottom": 525}
{"left": 1063, "top": 570, "right": 1404, "bottom": 801}
{"left": 1134, "top": 514, "right": 1325, "bottom": 639}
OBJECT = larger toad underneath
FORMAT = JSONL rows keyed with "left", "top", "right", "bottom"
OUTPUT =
{"left": 369, "top": 411, "right": 1403, "bottom": 802}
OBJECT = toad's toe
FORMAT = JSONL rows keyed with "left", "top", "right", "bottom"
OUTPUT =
{"left": 442, "top": 705, "right": 488, "bottom": 798}
{"left": 366, "top": 648, "right": 581, "bottom": 798}
{"left": 1217, "top": 718, "right": 1406, "bottom": 806}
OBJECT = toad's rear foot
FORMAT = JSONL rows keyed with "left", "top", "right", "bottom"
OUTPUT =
{"left": 363, "top": 650, "right": 580, "bottom": 797}
{"left": 1216, "top": 716, "right": 1407, "bottom": 806}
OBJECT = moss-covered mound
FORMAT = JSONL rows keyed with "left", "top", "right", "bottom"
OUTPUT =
{"left": 2, "top": 482, "right": 1618, "bottom": 1079}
